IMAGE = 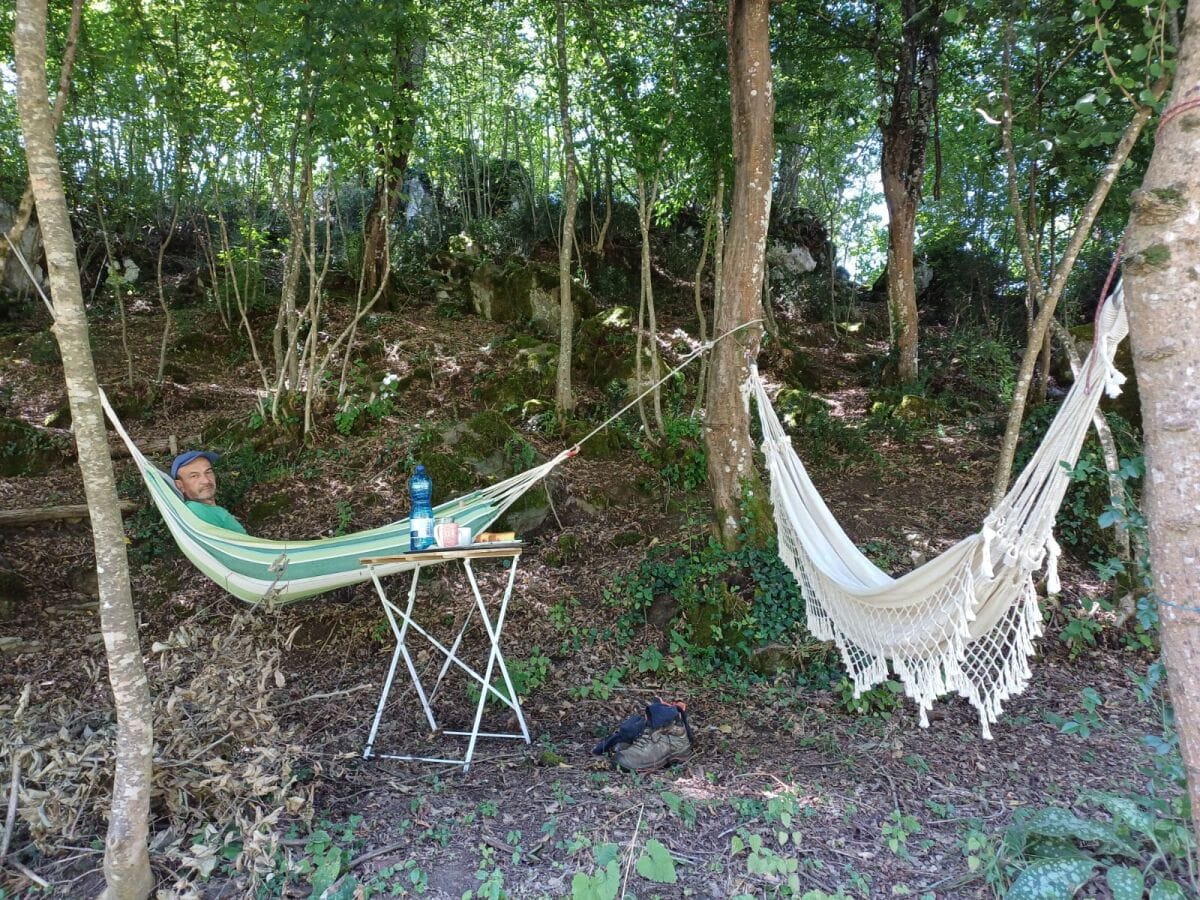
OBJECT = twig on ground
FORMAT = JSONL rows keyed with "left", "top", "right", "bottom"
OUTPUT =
{"left": 1, "top": 753, "right": 20, "bottom": 861}
{"left": 275, "top": 683, "right": 373, "bottom": 710}
{"left": 11, "top": 859, "right": 50, "bottom": 889}
{"left": 348, "top": 839, "right": 411, "bottom": 870}
{"left": 620, "top": 803, "right": 645, "bottom": 900}
{"left": 156, "top": 732, "right": 234, "bottom": 767}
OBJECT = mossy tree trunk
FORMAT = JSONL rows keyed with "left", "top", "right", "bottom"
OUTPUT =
{"left": 362, "top": 29, "right": 426, "bottom": 300}
{"left": 704, "top": 0, "right": 772, "bottom": 548}
{"left": 14, "top": 1, "right": 154, "bottom": 896}
{"left": 1123, "top": 4, "right": 1200, "bottom": 855}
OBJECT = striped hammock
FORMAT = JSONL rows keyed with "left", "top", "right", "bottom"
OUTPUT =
{"left": 102, "top": 392, "right": 569, "bottom": 605}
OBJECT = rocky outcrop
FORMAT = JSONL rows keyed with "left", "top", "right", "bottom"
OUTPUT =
{"left": 469, "top": 259, "right": 596, "bottom": 337}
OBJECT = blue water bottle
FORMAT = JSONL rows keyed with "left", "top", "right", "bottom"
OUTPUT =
{"left": 409, "top": 464, "right": 434, "bottom": 551}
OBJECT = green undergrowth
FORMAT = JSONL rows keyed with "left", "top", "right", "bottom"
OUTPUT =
{"left": 774, "top": 387, "right": 883, "bottom": 469}
{"left": 581, "top": 508, "right": 855, "bottom": 695}
{"left": 992, "top": 714, "right": 1195, "bottom": 897}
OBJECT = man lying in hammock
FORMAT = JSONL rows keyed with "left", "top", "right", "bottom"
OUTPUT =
{"left": 170, "top": 450, "right": 247, "bottom": 535}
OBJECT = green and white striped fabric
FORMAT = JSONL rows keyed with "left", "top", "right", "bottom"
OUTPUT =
{"left": 103, "top": 393, "right": 568, "bottom": 605}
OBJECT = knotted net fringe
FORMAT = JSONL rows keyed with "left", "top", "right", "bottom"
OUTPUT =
{"left": 754, "top": 285, "right": 1129, "bottom": 737}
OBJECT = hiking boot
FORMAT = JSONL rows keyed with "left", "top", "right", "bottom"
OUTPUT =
{"left": 613, "top": 720, "right": 693, "bottom": 772}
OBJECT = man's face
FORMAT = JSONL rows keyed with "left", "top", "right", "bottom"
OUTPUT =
{"left": 175, "top": 457, "right": 218, "bottom": 505}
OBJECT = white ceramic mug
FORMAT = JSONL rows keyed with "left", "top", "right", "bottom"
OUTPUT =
{"left": 457, "top": 527, "right": 472, "bottom": 547}
{"left": 433, "top": 520, "right": 460, "bottom": 548}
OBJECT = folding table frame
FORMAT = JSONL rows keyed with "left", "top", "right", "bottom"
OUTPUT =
{"left": 359, "top": 545, "right": 530, "bottom": 772}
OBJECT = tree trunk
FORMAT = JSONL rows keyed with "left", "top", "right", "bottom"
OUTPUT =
{"left": 554, "top": 0, "right": 577, "bottom": 420}
{"left": 704, "top": 0, "right": 772, "bottom": 548}
{"left": 990, "top": 97, "right": 1158, "bottom": 505}
{"left": 635, "top": 174, "right": 666, "bottom": 437}
{"left": 594, "top": 149, "right": 613, "bottom": 256}
{"left": 362, "top": 36, "right": 426, "bottom": 299}
{"left": 692, "top": 172, "right": 722, "bottom": 417}
{"left": 13, "top": 1, "right": 154, "bottom": 897}
{"left": 1123, "top": 5, "right": 1200, "bottom": 855}
{"left": 0, "top": 0, "right": 82, "bottom": 285}
{"left": 876, "top": 0, "right": 944, "bottom": 384}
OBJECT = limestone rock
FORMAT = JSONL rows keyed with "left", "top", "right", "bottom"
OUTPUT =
{"left": 470, "top": 258, "right": 595, "bottom": 337}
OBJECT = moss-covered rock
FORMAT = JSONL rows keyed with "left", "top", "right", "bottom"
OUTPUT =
{"left": 410, "top": 411, "right": 553, "bottom": 535}
{"left": 470, "top": 258, "right": 595, "bottom": 337}
{"left": 572, "top": 306, "right": 653, "bottom": 398}
{"left": 18, "top": 331, "right": 59, "bottom": 366}
{"left": 775, "top": 388, "right": 829, "bottom": 430}
{"left": 565, "top": 421, "right": 629, "bottom": 460}
{"left": 895, "top": 394, "right": 931, "bottom": 420}
{"left": 776, "top": 342, "right": 822, "bottom": 391}
{"left": 476, "top": 337, "right": 558, "bottom": 407}
{"left": 749, "top": 643, "right": 800, "bottom": 675}
{"left": 687, "top": 581, "right": 749, "bottom": 649}
{"left": 0, "top": 417, "right": 68, "bottom": 476}
{"left": 612, "top": 531, "right": 643, "bottom": 548}
{"left": 0, "top": 558, "right": 28, "bottom": 620}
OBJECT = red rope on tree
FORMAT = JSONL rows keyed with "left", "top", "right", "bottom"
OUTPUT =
{"left": 1156, "top": 91, "right": 1200, "bottom": 137}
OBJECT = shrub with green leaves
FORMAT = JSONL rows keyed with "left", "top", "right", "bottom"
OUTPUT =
{"left": 602, "top": 508, "right": 825, "bottom": 680}
{"left": 637, "top": 414, "right": 707, "bottom": 491}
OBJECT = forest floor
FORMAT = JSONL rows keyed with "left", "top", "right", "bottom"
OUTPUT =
{"left": 0, "top": 287, "right": 1183, "bottom": 900}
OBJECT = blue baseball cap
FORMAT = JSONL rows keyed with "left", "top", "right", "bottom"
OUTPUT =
{"left": 171, "top": 450, "right": 220, "bottom": 479}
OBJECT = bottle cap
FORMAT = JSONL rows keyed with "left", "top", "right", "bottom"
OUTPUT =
{"left": 415, "top": 464, "right": 425, "bottom": 474}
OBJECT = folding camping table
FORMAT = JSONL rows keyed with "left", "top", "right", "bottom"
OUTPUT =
{"left": 359, "top": 544, "right": 530, "bottom": 772}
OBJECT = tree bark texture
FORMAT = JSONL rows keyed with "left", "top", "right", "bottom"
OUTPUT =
{"left": 877, "top": 0, "right": 944, "bottom": 383}
{"left": 13, "top": 1, "right": 154, "bottom": 897}
{"left": 1123, "top": 4, "right": 1200, "bottom": 855}
{"left": 705, "top": 0, "right": 772, "bottom": 546}
{"left": 554, "top": 0, "right": 577, "bottom": 419}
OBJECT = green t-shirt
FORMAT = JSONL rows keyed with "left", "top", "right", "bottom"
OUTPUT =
{"left": 186, "top": 500, "right": 247, "bottom": 535}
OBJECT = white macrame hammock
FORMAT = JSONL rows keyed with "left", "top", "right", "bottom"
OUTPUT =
{"left": 752, "top": 285, "right": 1130, "bottom": 737}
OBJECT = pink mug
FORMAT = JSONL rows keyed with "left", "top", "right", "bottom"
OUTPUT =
{"left": 433, "top": 520, "right": 460, "bottom": 548}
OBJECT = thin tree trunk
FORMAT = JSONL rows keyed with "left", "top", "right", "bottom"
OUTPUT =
{"left": 554, "top": 0, "right": 577, "bottom": 420}
{"left": 704, "top": 0, "right": 773, "bottom": 547}
{"left": 14, "top": 2, "right": 154, "bottom": 897}
{"left": 1049, "top": 319, "right": 1133, "bottom": 567}
{"left": 1124, "top": 6, "right": 1200, "bottom": 858}
{"left": 692, "top": 173, "right": 721, "bottom": 417}
{"left": 876, "top": 0, "right": 943, "bottom": 384}
{"left": 0, "top": 0, "right": 82, "bottom": 282}
{"left": 990, "top": 94, "right": 1159, "bottom": 505}
{"left": 155, "top": 201, "right": 181, "bottom": 383}
{"left": 635, "top": 173, "right": 665, "bottom": 436}
{"left": 710, "top": 171, "right": 726, "bottom": 375}
{"left": 594, "top": 149, "right": 613, "bottom": 256}
{"left": 94, "top": 194, "right": 134, "bottom": 387}
{"left": 362, "top": 36, "right": 425, "bottom": 299}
